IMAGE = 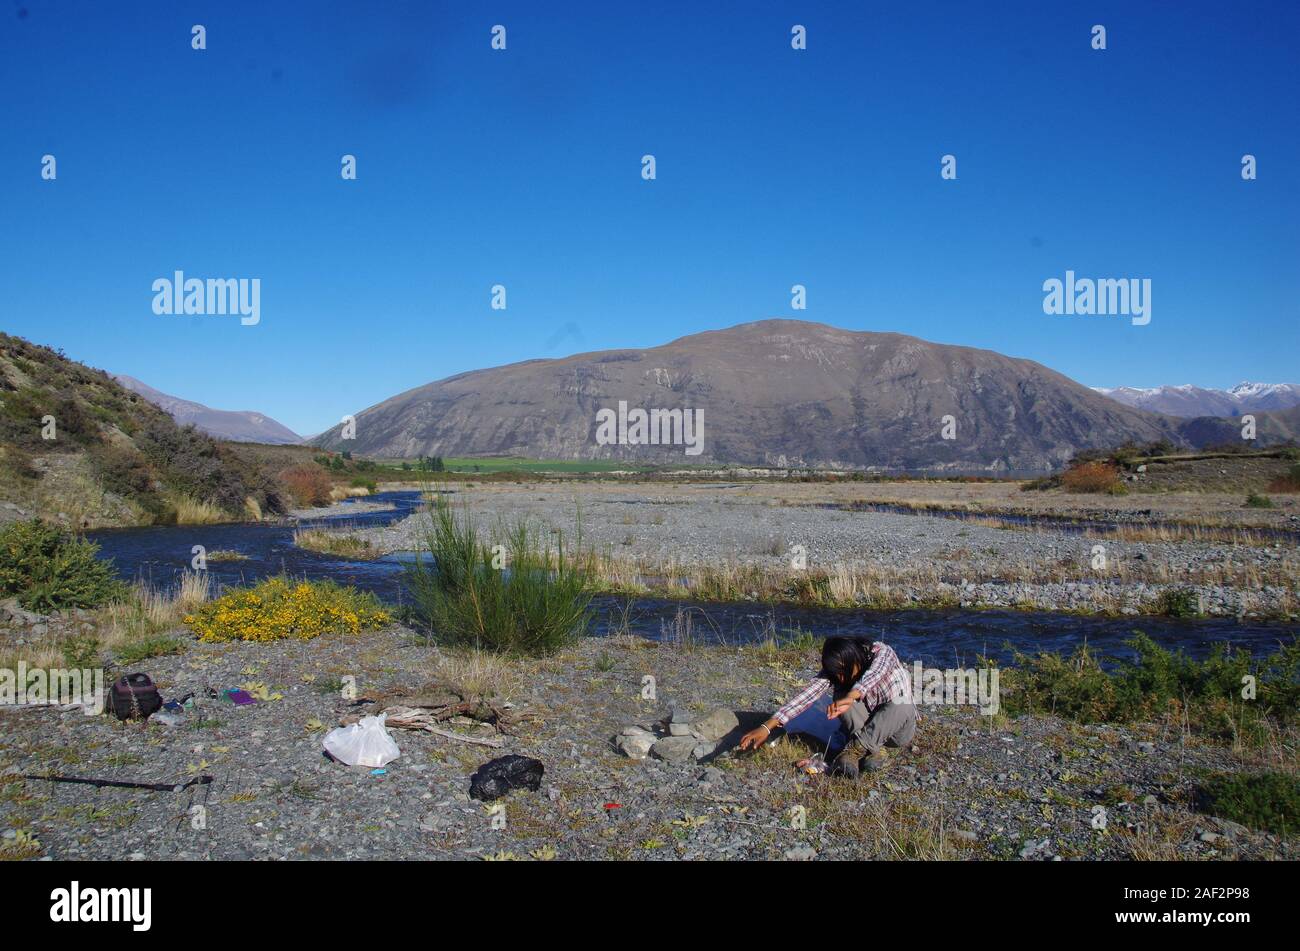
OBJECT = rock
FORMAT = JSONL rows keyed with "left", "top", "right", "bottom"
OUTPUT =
{"left": 1019, "top": 838, "right": 1052, "bottom": 860}
{"left": 691, "top": 742, "right": 715, "bottom": 761}
{"left": 0, "top": 598, "right": 45, "bottom": 626}
{"left": 784, "top": 845, "right": 817, "bottom": 861}
{"left": 669, "top": 722, "right": 693, "bottom": 737}
{"left": 1213, "top": 818, "right": 1248, "bottom": 840}
{"left": 952, "top": 829, "right": 979, "bottom": 843}
{"left": 615, "top": 732, "right": 656, "bottom": 760}
{"left": 650, "top": 735, "right": 698, "bottom": 765}
{"left": 689, "top": 707, "right": 739, "bottom": 742}
{"left": 1198, "top": 831, "right": 1221, "bottom": 844}
{"left": 619, "top": 726, "right": 654, "bottom": 737}
{"left": 696, "top": 767, "right": 725, "bottom": 786}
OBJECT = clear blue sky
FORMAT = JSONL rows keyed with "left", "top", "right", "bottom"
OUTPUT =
{"left": 3, "top": 0, "right": 1296, "bottom": 436}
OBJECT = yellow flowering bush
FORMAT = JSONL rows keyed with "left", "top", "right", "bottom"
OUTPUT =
{"left": 184, "top": 577, "right": 390, "bottom": 643}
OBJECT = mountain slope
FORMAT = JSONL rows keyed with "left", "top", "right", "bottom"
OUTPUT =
{"left": 314, "top": 319, "right": 1200, "bottom": 472}
{"left": 1094, "top": 382, "right": 1300, "bottom": 417}
{"left": 0, "top": 334, "right": 289, "bottom": 526}
{"left": 1176, "top": 405, "right": 1300, "bottom": 448}
{"left": 113, "top": 375, "right": 301, "bottom": 444}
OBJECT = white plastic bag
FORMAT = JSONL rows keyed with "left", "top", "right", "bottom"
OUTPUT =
{"left": 323, "top": 714, "right": 400, "bottom": 767}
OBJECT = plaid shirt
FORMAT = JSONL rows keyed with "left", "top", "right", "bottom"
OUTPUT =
{"left": 772, "top": 642, "right": 912, "bottom": 726}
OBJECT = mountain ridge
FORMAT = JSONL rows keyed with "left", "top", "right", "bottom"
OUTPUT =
{"left": 314, "top": 318, "right": 1274, "bottom": 471}
{"left": 113, "top": 375, "right": 302, "bottom": 444}
{"left": 1094, "top": 382, "right": 1300, "bottom": 418}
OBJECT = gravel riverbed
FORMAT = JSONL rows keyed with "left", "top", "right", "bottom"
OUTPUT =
{"left": 350, "top": 483, "right": 1298, "bottom": 618}
{"left": 0, "top": 631, "right": 1287, "bottom": 861}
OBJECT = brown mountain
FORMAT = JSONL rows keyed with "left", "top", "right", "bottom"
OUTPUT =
{"left": 313, "top": 319, "right": 1228, "bottom": 472}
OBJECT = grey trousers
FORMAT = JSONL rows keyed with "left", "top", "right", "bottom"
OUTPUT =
{"left": 839, "top": 701, "right": 917, "bottom": 755}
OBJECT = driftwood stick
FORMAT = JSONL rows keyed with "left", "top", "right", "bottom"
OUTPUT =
{"left": 22, "top": 773, "right": 214, "bottom": 792}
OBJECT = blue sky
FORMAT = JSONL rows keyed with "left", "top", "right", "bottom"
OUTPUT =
{"left": 2, "top": 0, "right": 1297, "bottom": 436}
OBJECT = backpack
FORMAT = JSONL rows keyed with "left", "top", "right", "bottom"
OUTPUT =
{"left": 109, "top": 673, "right": 163, "bottom": 721}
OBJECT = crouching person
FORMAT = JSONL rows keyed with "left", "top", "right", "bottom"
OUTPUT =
{"left": 738, "top": 636, "right": 916, "bottom": 778}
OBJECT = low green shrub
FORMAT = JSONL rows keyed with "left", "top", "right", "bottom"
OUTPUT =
{"left": 1196, "top": 771, "right": 1299, "bottom": 836}
{"left": 0, "top": 519, "right": 127, "bottom": 612}
{"left": 1156, "top": 588, "right": 1201, "bottom": 618}
{"left": 114, "top": 634, "right": 188, "bottom": 665}
{"left": 1001, "top": 633, "right": 1299, "bottom": 747}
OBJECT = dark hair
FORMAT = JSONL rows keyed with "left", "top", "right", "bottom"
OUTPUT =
{"left": 820, "top": 636, "right": 874, "bottom": 690}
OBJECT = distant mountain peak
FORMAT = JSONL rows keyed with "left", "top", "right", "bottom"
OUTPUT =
{"left": 113, "top": 375, "right": 301, "bottom": 444}
{"left": 1094, "top": 381, "right": 1300, "bottom": 418}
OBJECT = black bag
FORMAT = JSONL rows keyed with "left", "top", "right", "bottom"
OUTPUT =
{"left": 469, "top": 755, "right": 544, "bottom": 801}
{"left": 109, "top": 673, "right": 162, "bottom": 721}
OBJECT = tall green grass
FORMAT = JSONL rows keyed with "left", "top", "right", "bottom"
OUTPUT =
{"left": 403, "top": 498, "right": 594, "bottom": 654}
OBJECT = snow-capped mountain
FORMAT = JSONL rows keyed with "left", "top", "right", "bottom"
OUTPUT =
{"left": 1093, "top": 382, "right": 1300, "bottom": 417}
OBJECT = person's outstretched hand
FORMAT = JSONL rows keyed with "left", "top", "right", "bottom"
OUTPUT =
{"left": 738, "top": 726, "right": 770, "bottom": 751}
{"left": 826, "top": 696, "right": 857, "bottom": 719}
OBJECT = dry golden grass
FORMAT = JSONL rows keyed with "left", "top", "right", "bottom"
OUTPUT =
{"left": 0, "top": 573, "right": 210, "bottom": 670}
{"left": 329, "top": 485, "right": 372, "bottom": 501}
{"left": 292, "top": 528, "right": 374, "bottom": 559}
{"left": 430, "top": 646, "right": 527, "bottom": 703}
{"left": 170, "top": 494, "right": 229, "bottom": 525}
{"left": 92, "top": 572, "right": 211, "bottom": 649}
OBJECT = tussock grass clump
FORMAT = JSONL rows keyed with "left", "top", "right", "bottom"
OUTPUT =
{"left": 1001, "top": 633, "right": 1300, "bottom": 748}
{"left": 168, "top": 494, "right": 229, "bottom": 525}
{"left": 1196, "top": 771, "right": 1299, "bottom": 836}
{"left": 184, "top": 576, "right": 390, "bottom": 642}
{"left": 431, "top": 647, "right": 526, "bottom": 702}
{"left": 206, "top": 549, "right": 249, "bottom": 562}
{"left": 403, "top": 499, "right": 594, "bottom": 655}
{"left": 0, "top": 519, "right": 127, "bottom": 612}
{"left": 293, "top": 528, "right": 374, "bottom": 559}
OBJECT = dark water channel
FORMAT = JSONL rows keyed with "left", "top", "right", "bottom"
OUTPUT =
{"left": 87, "top": 491, "right": 1296, "bottom": 666}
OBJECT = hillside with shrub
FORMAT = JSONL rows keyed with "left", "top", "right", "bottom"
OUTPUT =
{"left": 0, "top": 333, "right": 303, "bottom": 526}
